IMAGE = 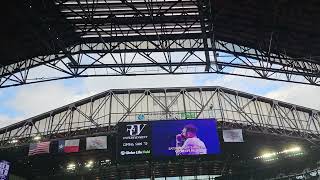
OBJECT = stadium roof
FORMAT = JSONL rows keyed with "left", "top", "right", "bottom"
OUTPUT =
{"left": 0, "top": 86, "right": 320, "bottom": 179}
{"left": 2, "top": 0, "right": 320, "bottom": 67}
{"left": 0, "top": 86, "right": 319, "bottom": 146}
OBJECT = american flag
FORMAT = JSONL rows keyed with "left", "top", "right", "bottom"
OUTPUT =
{"left": 28, "top": 141, "right": 50, "bottom": 156}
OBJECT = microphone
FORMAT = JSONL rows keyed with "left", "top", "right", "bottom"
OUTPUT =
{"left": 176, "top": 134, "right": 186, "bottom": 147}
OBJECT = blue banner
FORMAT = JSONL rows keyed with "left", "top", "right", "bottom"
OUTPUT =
{"left": 0, "top": 160, "right": 10, "bottom": 180}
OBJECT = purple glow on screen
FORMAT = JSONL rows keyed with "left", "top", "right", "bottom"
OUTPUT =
{"left": 152, "top": 119, "right": 220, "bottom": 157}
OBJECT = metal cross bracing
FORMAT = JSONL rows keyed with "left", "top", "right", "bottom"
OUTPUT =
{"left": 0, "top": 86, "right": 319, "bottom": 148}
{"left": 1, "top": 0, "right": 320, "bottom": 88}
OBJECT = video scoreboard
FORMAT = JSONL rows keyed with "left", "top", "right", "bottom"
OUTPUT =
{"left": 117, "top": 119, "right": 220, "bottom": 161}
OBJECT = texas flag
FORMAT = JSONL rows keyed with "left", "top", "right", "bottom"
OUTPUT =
{"left": 58, "top": 139, "right": 80, "bottom": 153}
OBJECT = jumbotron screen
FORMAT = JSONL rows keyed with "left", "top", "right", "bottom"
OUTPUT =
{"left": 117, "top": 119, "right": 220, "bottom": 161}
{"left": 152, "top": 119, "right": 220, "bottom": 157}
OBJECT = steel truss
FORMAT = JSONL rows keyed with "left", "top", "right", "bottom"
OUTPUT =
{"left": 269, "top": 167, "right": 320, "bottom": 180}
{"left": 0, "top": 86, "right": 319, "bottom": 148}
{"left": 1, "top": 0, "right": 320, "bottom": 88}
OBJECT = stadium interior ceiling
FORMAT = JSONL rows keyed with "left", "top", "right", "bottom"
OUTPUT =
{"left": 1, "top": 0, "right": 320, "bottom": 87}
{"left": 0, "top": 86, "right": 320, "bottom": 179}
{"left": 2, "top": 0, "right": 320, "bottom": 179}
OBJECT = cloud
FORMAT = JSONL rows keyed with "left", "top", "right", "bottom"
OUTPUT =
{"left": 0, "top": 75, "right": 197, "bottom": 127}
{"left": 0, "top": 114, "right": 22, "bottom": 128}
{"left": 202, "top": 74, "right": 281, "bottom": 96}
{"left": 265, "top": 84, "right": 320, "bottom": 110}
{"left": 82, "top": 75, "right": 197, "bottom": 95}
{"left": 202, "top": 73, "right": 320, "bottom": 110}
{"left": 5, "top": 81, "right": 86, "bottom": 119}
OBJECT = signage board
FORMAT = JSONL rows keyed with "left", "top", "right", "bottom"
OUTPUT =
{"left": 0, "top": 161, "right": 10, "bottom": 180}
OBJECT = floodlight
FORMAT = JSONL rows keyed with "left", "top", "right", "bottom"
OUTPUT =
{"left": 100, "top": 159, "right": 111, "bottom": 166}
{"left": 254, "top": 145, "right": 304, "bottom": 161}
{"left": 67, "top": 163, "right": 76, "bottom": 171}
{"left": 85, "top": 160, "right": 94, "bottom": 168}
{"left": 33, "top": 135, "right": 41, "bottom": 141}
{"left": 262, "top": 152, "right": 276, "bottom": 158}
{"left": 9, "top": 139, "right": 18, "bottom": 144}
{"left": 282, "top": 146, "right": 301, "bottom": 154}
{"left": 254, "top": 152, "right": 277, "bottom": 160}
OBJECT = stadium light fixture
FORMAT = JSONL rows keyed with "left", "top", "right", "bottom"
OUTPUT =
{"left": 9, "top": 139, "right": 18, "bottom": 144}
{"left": 281, "top": 146, "right": 304, "bottom": 158}
{"left": 254, "top": 146, "right": 304, "bottom": 161}
{"left": 265, "top": 152, "right": 276, "bottom": 159}
{"left": 33, "top": 135, "right": 41, "bottom": 141}
{"left": 254, "top": 152, "right": 277, "bottom": 160}
{"left": 282, "top": 146, "right": 301, "bottom": 154}
{"left": 85, "top": 160, "right": 94, "bottom": 168}
{"left": 261, "top": 152, "right": 277, "bottom": 159}
{"left": 100, "top": 159, "right": 111, "bottom": 166}
{"left": 67, "top": 163, "right": 76, "bottom": 171}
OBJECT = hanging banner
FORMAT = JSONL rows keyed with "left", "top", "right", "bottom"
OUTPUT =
{"left": 223, "top": 129, "right": 244, "bottom": 142}
{"left": 86, "top": 136, "right": 107, "bottom": 150}
{"left": 58, "top": 139, "right": 80, "bottom": 153}
{"left": 0, "top": 160, "right": 10, "bottom": 180}
{"left": 28, "top": 141, "right": 50, "bottom": 156}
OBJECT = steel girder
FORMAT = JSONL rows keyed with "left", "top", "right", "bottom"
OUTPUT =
{"left": 1, "top": 0, "right": 320, "bottom": 88}
{"left": 0, "top": 86, "right": 319, "bottom": 148}
{"left": 268, "top": 167, "right": 320, "bottom": 180}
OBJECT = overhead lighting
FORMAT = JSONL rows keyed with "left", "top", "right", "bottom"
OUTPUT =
{"left": 102, "top": 159, "right": 110, "bottom": 163}
{"left": 282, "top": 146, "right": 301, "bottom": 154}
{"left": 85, "top": 160, "right": 94, "bottom": 168}
{"left": 67, "top": 163, "right": 76, "bottom": 171}
{"left": 261, "top": 152, "right": 277, "bottom": 159}
{"left": 254, "top": 152, "right": 277, "bottom": 160}
{"left": 282, "top": 146, "right": 303, "bottom": 158}
{"left": 100, "top": 159, "right": 111, "bottom": 166}
{"left": 9, "top": 139, "right": 18, "bottom": 144}
{"left": 254, "top": 146, "right": 304, "bottom": 161}
{"left": 33, "top": 136, "right": 41, "bottom": 141}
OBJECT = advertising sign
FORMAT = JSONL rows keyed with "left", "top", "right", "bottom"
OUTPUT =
{"left": 0, "top": 161, "right": 10, "bottom": 180}
{"left": 118, "top": 122, "right": 152, "bottom": 160}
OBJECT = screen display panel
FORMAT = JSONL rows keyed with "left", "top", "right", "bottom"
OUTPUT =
{"left": 152, "top": 119, "right": 220, "bottom": 157}
{"left": 117, "top": 119, "right": 220, "bottom": 160}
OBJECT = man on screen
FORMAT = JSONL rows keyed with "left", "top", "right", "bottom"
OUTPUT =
{"left": 175, "top": 124, "right": 207, "bottom": 155}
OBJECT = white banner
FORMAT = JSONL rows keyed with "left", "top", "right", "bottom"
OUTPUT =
{"left": 86, "top": 136, "right": 107, "bottom": 150}
{"left": 223, "top": 129, "right": 244, "bottom": 142}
